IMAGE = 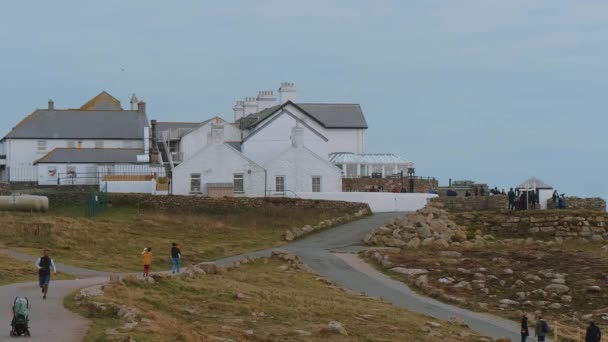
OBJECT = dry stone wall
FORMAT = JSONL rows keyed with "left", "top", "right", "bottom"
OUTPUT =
{"left": 342, "top": 177, "right": 438, "bottom": 193}
{"left": 546, "top": 197, "right": 606, "bottom": 211}
{"left": 0, "top": 183, "right": 10, "bottom": 195}
{"left": 432, "top": 196, "right": 508, "bottom": 212}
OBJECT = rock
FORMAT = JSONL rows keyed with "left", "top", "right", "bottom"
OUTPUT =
{"left": 285, "top": 230, "right": 295, "bottom": 241}
{"left": 448, "top": 317, "right": 468, "bottom": 327}
{"left": 503, "top": 268, "right": 514, "bottom": 275}
{"left": 474, "top": 273, "right": 486, "bottom": 280}
{"left": 499, "top": 299, "right": 519, "bottom": 306}
{"left": 532, "top": 289, "right": 547, "bottom": 298}
{"left": 416, "top": 275, "right": 429, "bottom": 288}
{"left": 302, "top": 225, "right": 314, "bottom": 233}
{"left": 421, "top": 237, "right": 434, "bottom": 246}
{"left": 516, "top": 292, "right": 527, "bottom": 300}
{"left": 548, "top": 303, "right": 562, "bottom": 309}
{"left": 416, "top": 224, "right": 432, "bottom": 238}
{"left": 592, "top": 234, "right": 604, "bottom": 241}
{"left": 453, "top": 281, "right": 472, "bottom": 290}
{"left": 327, "top": 321, "right": 348, "bottom": 335}
{"left": 278, "top": 265, "right": 289, "bottom": 272}
{"left": 524, "top": 274, "right": 542, "bottom": 282}
{"left": 432, "top": 238, "right": 450, "bottom": 248}
{"left": 582, "top": 314, "right": 593, "bottom": 320}
{"left": 460, "top": 241, "right": 474, "bottom": 249}
{"left": 514, "top": 280, "right": 525, "bottom": 287}
{"left": 452, "top": 231, "right": 468, "bottom": 242}
{"left": 588, "top": 286, "right": 601, "bottom": 293}
{"left": 545, "top": 284, "right": 570, "bottom": 294}
{"left": 390, "top": 267, "right": 428, "bottom": 277}
{"left": 294, "top": 330, "right": 312, "bottom": 337}
{"left": 235, "top": 293, "right": 248, "bottom": 300}
{"left": 499, "top": 280, "right": 507, "bottom": 287}
{"left": 407, "top": 237, "right": 421, "bottom": 249}
{"left": 552, "top": 278, "right": 566, "bottom": 284}
{"left": 145, "top": 276, "right": 155, "bottom": 284}
{"left": 438, "top": 277, "right": 455, "bottom": 285}
{"left": 425, "top": 321, "right": 441, "bottom": 328}
{"left": 80, "top": 285, "right": 104, "bottom": 298}
{"left": 561, "top": 295, "right": 572, "bottom": 303}
{"left": 196, "top": 262, "right": 219, "bottom": 274}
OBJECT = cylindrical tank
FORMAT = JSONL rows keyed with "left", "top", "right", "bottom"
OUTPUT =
{"left": 0, "top": 195, "right": 49, "bottom": 212}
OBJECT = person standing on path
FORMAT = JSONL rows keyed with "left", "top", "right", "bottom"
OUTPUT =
{"left": 586, "top": 321, "right": 602, "bottom": 342}
{"left": 534, "top": 316, "right": 549, "bottom": 341}
{"left": 35, "top": 248, "right": 57, "bottom": 300}
{"left": 520, "top": 314, "right": 529, "bottom": 342}
{"left": 171, "top": 243, "right": 181, "bottom": 274}
{"left": 142, "top": 247, "right": 152, "bottom": 278}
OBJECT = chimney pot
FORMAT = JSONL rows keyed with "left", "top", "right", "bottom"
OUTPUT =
{"left": 48, "top": 99, "right": 54, "bottom": 110}
{"left": 137, "top": 101, "right": 146, "bottom": 113}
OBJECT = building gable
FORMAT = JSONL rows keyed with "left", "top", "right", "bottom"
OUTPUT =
{"left": 80, "top": 91, "right": 123, "bottom": 111}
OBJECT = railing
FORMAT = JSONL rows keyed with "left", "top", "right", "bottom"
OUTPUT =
{"left": 553, "top": 321, "right": 585, "bottom": 341}
{"left": 8, "top": 167, "right": 38, "bottom": 182}
{"left": 161, "top": 128, "right": 195, "bottom": 141}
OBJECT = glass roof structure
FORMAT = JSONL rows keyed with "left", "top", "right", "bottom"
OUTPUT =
{"left": 329, "top": 152, "right": 410, "bottom": 165}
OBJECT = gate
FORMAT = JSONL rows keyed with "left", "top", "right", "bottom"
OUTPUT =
{"left": 85, "top": 183, "right": 108, "bottom": 217}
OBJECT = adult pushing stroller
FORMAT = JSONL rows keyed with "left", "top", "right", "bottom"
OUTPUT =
{"left": 10, "top": 297, "right": 31, "bottom": 337}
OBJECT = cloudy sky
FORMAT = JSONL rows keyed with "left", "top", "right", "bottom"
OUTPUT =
{"left": 1, "top": 1, "right": 606, "bottom": 198}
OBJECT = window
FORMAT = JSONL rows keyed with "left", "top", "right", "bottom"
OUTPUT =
{"left": 94, "top": 141, "right": 104, "bottom": 149}
{"left": 190, "top": 174, "right": 201, "bottom": 193}
{"left": 312, "top": 176, "right": 321, "bottom": 192}
{"left": 67, "top": 141, "right": 76, "bottom": 148}
{"left": 37, "top": 140, "right": 47, "bottom": 153}
{"left": 233, "top": 174, "right": 244, "bottom": 194}
{"left": 275, "top": 176, "right": 285, "bottom": 193}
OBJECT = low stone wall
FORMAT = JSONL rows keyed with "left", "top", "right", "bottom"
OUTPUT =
{"left": 451, "top": 210, "right": 608, "bottom": 240}
{"left": 342, "top": 177, "right": 438, "bottom": 193}
{"left": 39, "top": 192, "right": 371, "bottom": 214}
{"left": 0, "top": 183, "right": 10, "bottom": 195}
{"left": 432, "top": 196, "right": 508, "bottom": 212}
{"left": 546, "top": 197, "right": 606, "bottom": 211}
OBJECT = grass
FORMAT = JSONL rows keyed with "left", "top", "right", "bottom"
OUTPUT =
{"left": 368, "top": 240, "right": 608, "bottom": 328}
{"left": 66, "top": 258, "right": 481, "bottom": 341}
{"left": 0, "top": 253, "right": 73, "bottom": 285}
{"left": 0, "top": 204, "right": 347, "bottom": 272}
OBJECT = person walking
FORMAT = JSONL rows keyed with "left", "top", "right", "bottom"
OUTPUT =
{"left": 508, "top": 188, "right": 516, "bottom": 210}
{"left": 586, "top": 321, "right": 602, "bottom": 342}
{"left": 520, "top": 314, "right": 529, "bottom": 342}
{"left": 171, "top": 243, "right": 181, "bottom": 274}
{"left": 142, "top": 247, "right": 152, "bottom": 278}
{"left": 552, "top": 190, "right": 559, "bottom": 208}
{"left": 35, "top": 249, "right": 57, "bottom": 300}
{"left": 535, "top": 316, "right": 549, "bottom": 342}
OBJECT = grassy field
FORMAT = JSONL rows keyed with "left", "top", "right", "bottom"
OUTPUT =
{"left": 66, "top": 258, "right": 482, "bottom": 341}
{"left": 0, "top": 204, "right": 346, "bottom": 272}
{"left": 367, "top": 240, "right": 608, "bottom": 328}
{"left": 0, "top": 253, "right": 73, "bottom": 285}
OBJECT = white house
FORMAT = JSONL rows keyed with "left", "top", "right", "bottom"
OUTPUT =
{"left": 0, "top": 92, "right": 151, "bottom": 183}
{"left": 171, "top": 124, "right": 265, "bottom": 197}
{"left": 264, "top": 126, "right": 342, "bottom": 194}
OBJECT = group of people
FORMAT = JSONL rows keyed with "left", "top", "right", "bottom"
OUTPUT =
{"left": 141, "top": 242, "right": 182, "bottom": 277}
{"left": 507, "top": 188, "right": 567, "bottom": 211}
{"left": 521, "top": 314, "right": 602, "bottom": 342}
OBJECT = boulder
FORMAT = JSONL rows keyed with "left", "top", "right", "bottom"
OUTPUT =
{"left": 503, "top": 268, "right": 514, "bottom": 275}
{"left": 545, "top": 284, "right": 570, "bottom": 295}
{"left": 548, "top": 303, "right": 562, "bottom": 309}
{"left": 407, "top": 238, "right": 421, "bottom": 249}
{"left": 561, "top": 295, "right": 572, "bottom": 303}
{"left": 390, "top": 267, "right": 428, "bottom": 277}
{"left": 285, "top": 230, "right": 295, "bottom": 241}
{"left": 439, "top": 251, "right": 462, "bottom": 258}
{"left": 416, "top": 224, "right": 432, "bottom": 238}
{"left": 196, "top": 262, "right": 219, "bottom": 274}
{"left": 588, "top": 286, "right": 601, "bottom": 293}
{"left": 499, "top": 299, "right": 519, "bottom": 306}
{"left": 327, "top": 321, "right": 348, "bottom": 336}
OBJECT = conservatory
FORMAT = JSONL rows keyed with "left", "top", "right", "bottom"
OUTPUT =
{"left": 328, "top": 152, "right": 412, "bottom": 178}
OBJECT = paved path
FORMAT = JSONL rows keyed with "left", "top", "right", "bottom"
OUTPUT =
{"left": 0, "top": 213, "right": 525, "bottom": 341}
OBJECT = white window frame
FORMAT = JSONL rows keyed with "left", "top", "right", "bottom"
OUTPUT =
{"left": 233, "top": 173, "right": 244, "bottom": 194}
{"left": 312, "top": 176, "right": 321, "bottom": 193}
{"left": 37, "top": 140, "right": 47, "bottom": 153}
{"left": 275, "top": 175, "right": 285, "bottom": 193}
{"left": 190, "top": 173, "right": 201, "bottom": 193}
{"left": 94, "top": 141, "right": 104, "bottom": 149}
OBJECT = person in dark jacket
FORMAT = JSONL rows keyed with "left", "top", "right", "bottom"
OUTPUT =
{"left": 171, "top": 242, "right": 181, "bottom": 274}
{"left": 520, "top": 314, "right": 529, "bottom": 342}
{"left": 508, "top": 188, "right": 516, "bottom": 210}
{"left": 586, "top": 321, "right": 602, "bottom": 342}
{"left": 35, "top": 249, "right": 57, "bottom": 300}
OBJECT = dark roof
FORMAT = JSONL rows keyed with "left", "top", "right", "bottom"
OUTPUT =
{"left": 35, "top": 148, "right": 143, "bottom": 164}
{"left": 238, "top": 101, "right": 368, "bottom": 130}
{"left": 225, "top": 141, "right": 241, "bottom": 152}
{"left": 4, "top": 110, "right": 149, "bottom": 140}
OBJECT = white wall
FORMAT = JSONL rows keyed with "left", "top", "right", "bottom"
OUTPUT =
{"left": 264, "top": 146, "right": 341, "bottom": 194}
{"left": 172, "top": 142, "right": 265, "bottom": 196}
{"left": 292, "top": 192, "right": 438, "bottom": 213}
{"left": 179, "top": 120, "right": 241, "bottom": 161}
{"left": 36, "top": 163, "right": 165, "bottom": 186}
{"left": 324, "top": 128, "right": 366, "bottom": 154}
{"left": 538, "top": 189, "right": 553, "bottom": 210}
{"left": 241, "top": 111, "right": 329, "bottom": 166}
{"left": 101, "top": 180, "right": 157, "bottom": 194}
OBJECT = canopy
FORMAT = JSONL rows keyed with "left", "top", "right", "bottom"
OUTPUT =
{"left": 517, "top": 177, "right": 553, "bottom": 190}
{"left": 329, "top": 152, "right": 409, "bottom": 165}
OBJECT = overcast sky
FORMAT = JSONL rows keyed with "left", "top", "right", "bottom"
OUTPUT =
{"left": 1, "top": 1, "right": 606, "bottom": 198}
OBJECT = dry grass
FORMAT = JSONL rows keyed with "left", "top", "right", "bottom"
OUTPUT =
{"left": 0, "top": 253, "right": 73, "bottom": 285}
{"left": 67, "top": 259, "right": 482, "bottom": 341}
{"left": 371, "top": 240, "right": 608, "bottom": 327}
{"left": 0, "top": 205, "right": 344, "bottom": 272}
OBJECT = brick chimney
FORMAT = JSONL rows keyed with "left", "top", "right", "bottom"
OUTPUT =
{"left": 278, "top": 82, "right": 296, "bottom": 104}
{"left": 256, "top": 90, "right": 277, "bottom": 112}
{"left": 137, "top": 101, "right": 146, "bottom": 113}
{"left": 150, "top": 120, "right": 160, "bottom": 163}
{"left": 130, "top": 94, "right": 139, "bottom": 111}
{"left": 48, "top": 99, "right": 54, "bottom": 110}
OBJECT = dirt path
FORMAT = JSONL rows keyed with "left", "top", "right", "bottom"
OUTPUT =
{"left": 0, "top": 213, "right": 528, "bottom": 341}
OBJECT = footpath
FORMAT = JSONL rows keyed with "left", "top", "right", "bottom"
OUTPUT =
{"left": 0, "top": 213, "right": 523, "bottom": 341}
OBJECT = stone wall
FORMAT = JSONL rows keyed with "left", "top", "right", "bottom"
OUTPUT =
{"left": 0, "top": 183, "right": 10, "bottom": 195}
{"left": 342, "top": 177, "right": 438, "bottom": 193}
{"left": 432, "top": 196, "right": 508, "bottom": 212}
{"left": 451, "top": 210, "right": 608, "bottom": 240}
{"left": 546, "top": 197, "right": 606, "bottom": 211}
{"left": 38, "top": 192, "right": 371, "bottom": 215}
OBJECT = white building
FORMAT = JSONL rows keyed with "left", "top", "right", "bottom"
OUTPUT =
{"left": 517, "top": 177, "right": 554, "bottom": 210}
{"left": 0, "top": 92, "right": 152, "bottom": 183}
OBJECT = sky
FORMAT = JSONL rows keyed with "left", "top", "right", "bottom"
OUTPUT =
{"left": 0, "top": 1, "right": 606, "bottom": 199}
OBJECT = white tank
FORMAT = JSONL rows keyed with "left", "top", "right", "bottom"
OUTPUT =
{"left": 0, "top": 195, "right": 49, "bottom": 212}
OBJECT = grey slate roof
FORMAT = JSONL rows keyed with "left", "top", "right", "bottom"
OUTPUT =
{"left": 239, "top": 101, "right": 368, "bottom": 130}
{"left": 35, "top": 148, "right": 143, "bottom": 164}
{"left": 4, "top": 110, "right": 149, "bottom": 140}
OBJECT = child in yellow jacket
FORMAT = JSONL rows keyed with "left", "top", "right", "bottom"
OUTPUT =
{"left": 142, "top": 247, "right": 152, "bottom": 277}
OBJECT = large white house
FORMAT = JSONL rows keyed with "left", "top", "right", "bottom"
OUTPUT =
{"left": 0, "top": 92, "right": 157, "bottom": 184}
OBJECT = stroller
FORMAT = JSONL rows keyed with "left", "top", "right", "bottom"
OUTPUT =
{"left": 10, "top": 297, "right": 31, "bottom": 338}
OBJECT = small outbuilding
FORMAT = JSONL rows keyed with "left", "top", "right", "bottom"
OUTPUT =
{"left": 516, "top": 177, "right": 554, "bottom": 209}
